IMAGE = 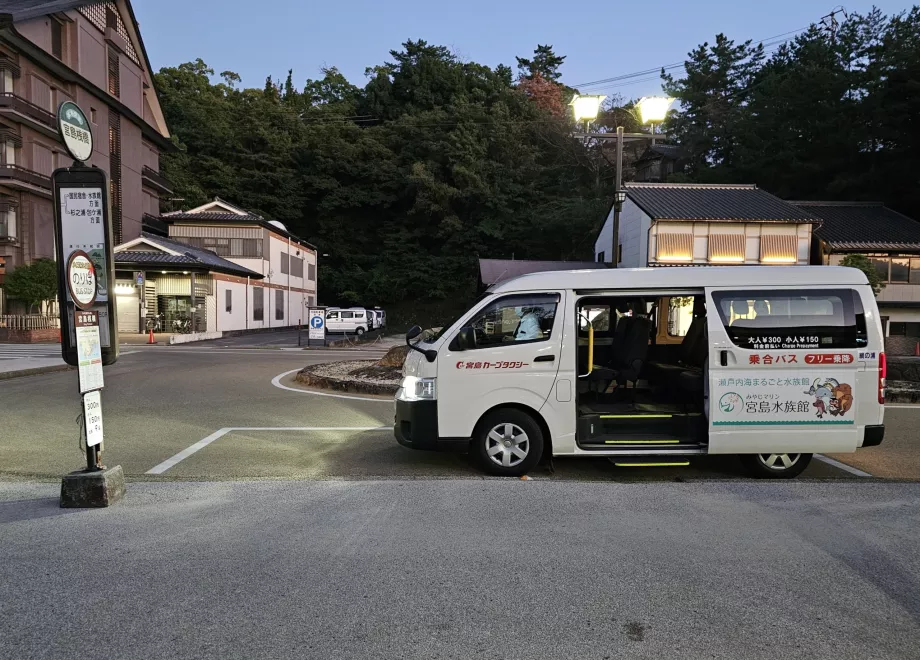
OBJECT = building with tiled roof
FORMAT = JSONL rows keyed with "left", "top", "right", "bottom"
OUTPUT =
{"left": 794, "top": 201, "right": 920, "bottom": 354}
{"left": 595, "top": 183, "right": 819, "bottom": 268}
{"left": 113, "top": 198, "right": 317, "bottom": 336}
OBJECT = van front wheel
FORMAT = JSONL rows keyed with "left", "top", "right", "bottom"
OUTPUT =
{"left": 740, "top": 453, "right": 812, "bottom": 479}
{"left": 474, "top": 409, "right": 544, "bottom": 477}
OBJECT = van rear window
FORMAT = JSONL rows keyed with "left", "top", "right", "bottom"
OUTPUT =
{"left": 711, "top": 289, "right": 868, "bottom": 350}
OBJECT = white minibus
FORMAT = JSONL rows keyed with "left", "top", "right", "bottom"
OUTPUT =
{"left": 395, "top": 266, "right": 885, "bottom": 478}
{"left": 325, "top": 307, "right": 370, "bottom": 335}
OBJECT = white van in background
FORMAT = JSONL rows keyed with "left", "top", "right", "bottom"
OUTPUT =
{"left": 372, "top": 309, "right": 386, "bottom": 330}
{"left": 325, "top": 307, "right": 370, "bottom": 335}
{"left": 395, "top": 266, "right": 885, "bottom": 479}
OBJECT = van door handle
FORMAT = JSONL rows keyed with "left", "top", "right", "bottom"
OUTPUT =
{"left": 534, "top": 355, "right": 555, "bottom": 363}
{"left": 720, "top": 350, "right": 728, "bottom": 367}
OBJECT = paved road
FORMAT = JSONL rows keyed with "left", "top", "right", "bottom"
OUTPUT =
{"left": 0, "top": 344, "right": 61, "bottom": 360}
{"left": 0, "top": 345, "right": 884, "bottom": 482}
{"left": 2, "top": 479, "right": 919, "bottom": 659}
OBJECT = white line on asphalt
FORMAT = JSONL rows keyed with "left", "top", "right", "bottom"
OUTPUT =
{"left": 146, "top": 426, "right": 390, "bottom": 474}
{"left": 146, "top": 428, "right": 230, "bottom": 474}
{"left": 886, "top": 404, "right": 920, "bottom": 409}
{"left": 271, "top": 369, "right": 394, "bottom": 403}
{"left": 814, "top": 454, "right": 872, "bottom": 477}
{"left": 120, "top": 350, "right": 140, "bottom": 355}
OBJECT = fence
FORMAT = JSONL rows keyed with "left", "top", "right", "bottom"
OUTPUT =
{"left": 0, "top": 314, "right": 60, "bottom": 330}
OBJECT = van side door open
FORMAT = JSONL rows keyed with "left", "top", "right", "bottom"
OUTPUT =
{"left": 707, "top": 287, "right": 866, "bottom": 454}
{"left": 436, "top": 292, "right": 565, "bottom": 440}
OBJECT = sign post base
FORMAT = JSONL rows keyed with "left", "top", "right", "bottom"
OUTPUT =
{"left": 60, "top": 464, "right": 125, "bottom": 508}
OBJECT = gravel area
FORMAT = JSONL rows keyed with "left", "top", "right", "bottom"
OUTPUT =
{"left": 308, "top": 359, "right": 400, "bottom": 386}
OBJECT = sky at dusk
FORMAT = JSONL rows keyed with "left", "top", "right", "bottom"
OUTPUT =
{"left": 135, "top": 0, "right": 902, "bottom": 100}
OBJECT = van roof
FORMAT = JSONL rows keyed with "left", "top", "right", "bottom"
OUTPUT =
{"left": 489, "top": 266, "right": 869, "bottom": 293}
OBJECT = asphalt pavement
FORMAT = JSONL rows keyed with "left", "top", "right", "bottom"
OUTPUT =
{"left": 0, "top": 344, "right": 886, "bottom": 481}
{"left": 2, "top": 479, "right": 919, "bottom": 659}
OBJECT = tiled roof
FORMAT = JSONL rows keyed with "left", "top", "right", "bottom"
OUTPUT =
{"left": 1, "top": 1, "right": 94, "bottom": 22}
{"left": 625, "top": 183, "right": 820, "bottom": 223}
{"left": 480, "top": 259, "right": 606, "bottom": 286}
{"left": 115, "top": 233, "right": 264, "bottom": 278}
{"left": 162, "top": 211, "right": 263, "bottom": 222}
{"left": 792, "top": 202, "right": 920, "bottom": 251}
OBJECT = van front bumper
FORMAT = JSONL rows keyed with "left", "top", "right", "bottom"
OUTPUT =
{"left": 394, "top": 400, "right": 468, "bottom": 452}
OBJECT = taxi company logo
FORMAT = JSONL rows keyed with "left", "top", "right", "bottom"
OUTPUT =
{"left": 64, "top": 107, "right": 87, "bottom": 127}
{"left": 719, "top": 392, "right": 743, "bottom": 415}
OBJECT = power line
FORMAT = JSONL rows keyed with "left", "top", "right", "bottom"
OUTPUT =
{"left": 571, "top": 26, "right": 809, "bottom": 91}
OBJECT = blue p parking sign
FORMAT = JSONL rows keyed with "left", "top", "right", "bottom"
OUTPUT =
{"left": 308, "top": 309, "right": 325, "bottom": 341}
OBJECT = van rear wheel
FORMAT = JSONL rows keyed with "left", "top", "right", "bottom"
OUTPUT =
{"left": 356, "top": 327, "right": 365, "bottom": 336}
{"left": 740, "top": 453, "right": 812, "bottom": 479}
{"left": 474, "top": 409, "right": 544, "bottom": 477}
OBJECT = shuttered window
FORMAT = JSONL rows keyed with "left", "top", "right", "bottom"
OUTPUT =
{"left": 760, "top": 235, "right": 798, "bottom": 264}
{"left": 107, "top": 48, "right": 119, "bottom": 97}
{"left": 708, "top": 234, "right": 745, "bottom": 263}
{"left": 280, "top": 253, "right": 289, "bottom": 275}
{"left": 656, "top": 233, "right": 693, "bottom": 262}
{"left": 275, "top": 289, "right": 284, "bottom": 320}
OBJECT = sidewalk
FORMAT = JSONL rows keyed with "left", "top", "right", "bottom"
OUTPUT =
{"left": 119, "top": 332, "right": 174, "bottom": 345}
{"left": 0, "top": 357, "right": 70, "bottom": 380}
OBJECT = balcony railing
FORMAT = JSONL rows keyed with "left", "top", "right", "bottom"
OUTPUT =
{"left": 142, "top": 213, "right": 169, "bottom": 236}
{"left": 142, "top": 166, "right": 174, "bottom": 195}
{"left": 0, "top": 93, "right": 57, "bottom": 133}
{"left": 0, "top": 164, "right": 52, "bottom": 192}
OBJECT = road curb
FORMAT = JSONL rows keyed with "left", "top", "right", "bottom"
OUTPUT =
{"left": 0, "top": 363, "right": 73, "bottom": 381}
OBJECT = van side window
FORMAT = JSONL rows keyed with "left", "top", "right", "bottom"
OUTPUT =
{"left": 711, "top": 289, "right": 868, "bottom": 350}
{"left": 341, "top": 311, "right": 355, "bottom": 319}
{"left": 465, "top": 294, "right": 559, "bottom": 348}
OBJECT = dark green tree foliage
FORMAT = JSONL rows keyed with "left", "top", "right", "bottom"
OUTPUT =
{"left": 5, "top": 258, "right": 58, "bottom": 312}
{"left": 156, "top": 44, "right": 613, "bottom": 308}
{"left": 663, "top": 7, "right": 920, "bottom": 219}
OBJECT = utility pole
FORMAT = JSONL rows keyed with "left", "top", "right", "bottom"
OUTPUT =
{"left": 820, "top": 6, "right": 848, "bottom": 41}
{"left": 612, "top": 126, "right": 624, "bottom": 268}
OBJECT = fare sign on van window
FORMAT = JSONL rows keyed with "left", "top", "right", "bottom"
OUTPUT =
{"left": 713, "top": 369, "right": 856, "bottom": 427}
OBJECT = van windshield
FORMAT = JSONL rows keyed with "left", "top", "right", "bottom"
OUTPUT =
{"left": 425, "top": 294, "right": 492, "bottom": 342}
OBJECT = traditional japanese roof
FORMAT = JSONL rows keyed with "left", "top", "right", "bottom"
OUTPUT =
{"left": 625, "top": 183, "right": 820, "bottom": 223}
{"left": 791, "top": 201, "right": 920, "bottom": 251}
{"left": 114, "top": 233, "right": 264, "bottom": 278}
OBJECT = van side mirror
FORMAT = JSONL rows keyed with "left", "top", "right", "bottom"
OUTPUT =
{"left": 406, "top": 325, "right": 437, "bottom": 362}
{"left": 453, "top": 327, "right": 477, "bottom": 351}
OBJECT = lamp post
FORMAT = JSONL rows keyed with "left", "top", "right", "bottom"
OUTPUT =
{"left": 570, "top": 94, "right": 674, "bottom": 267}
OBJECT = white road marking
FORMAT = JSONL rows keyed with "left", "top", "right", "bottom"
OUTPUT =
{"left": 271, "top": 369, "right": 394, "bottom": 403}
{"left": 146, "top": 426, "right": 390, "bottom": 474}
{"left": 885, "top": 404, "right": 920, "bottom": 409}
{"left": 814, "top": 454, "right": 872, "bottom": 477}
{"left": 146, "top": 428, "right": 230, "bottom": 474}
{"left": 120, "top": 350, "right": 140, "bottom": 355}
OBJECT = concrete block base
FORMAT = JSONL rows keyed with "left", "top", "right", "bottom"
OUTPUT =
{"left": 60, "top": 465, "right": 126, "bottom": 508}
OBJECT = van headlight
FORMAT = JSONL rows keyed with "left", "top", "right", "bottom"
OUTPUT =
{"left": 397, "top": 377, "right": 437, "bottom": 401}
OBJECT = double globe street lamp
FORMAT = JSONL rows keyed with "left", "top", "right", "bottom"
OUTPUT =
{"left": 570, "top": 95, "right": 674, "bottom": 267}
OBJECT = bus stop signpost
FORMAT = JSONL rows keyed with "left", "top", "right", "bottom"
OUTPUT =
{"left": 54, "top": 101, "right": 124, "bottom": 508}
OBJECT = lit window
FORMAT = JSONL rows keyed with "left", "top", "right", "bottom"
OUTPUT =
{"left": 656, "top": 233, "right": 693, "bottom": 262}
{"left": 708, "top": 234, "right": 745, "bottom": 263}
{"left": 760, "top": 235, "right": 798, "bottom": 264}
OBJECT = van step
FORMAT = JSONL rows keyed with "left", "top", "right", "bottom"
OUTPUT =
{"left": 577, "top": 435, "right": 705, "bottom": 452}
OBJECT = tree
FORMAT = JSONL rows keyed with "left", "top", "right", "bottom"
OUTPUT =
{"left": 840, "top": 254, "right": 886, "bottom": 296}
{"left": 516, "top": 44, "right": 566, "bottom": 81}
{"left": 5, "top": 259, "right": 58, "bottom": 313}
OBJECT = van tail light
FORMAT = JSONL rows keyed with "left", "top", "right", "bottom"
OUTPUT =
{"left": 878, "top": 352, "right": 887, "bottom": 405}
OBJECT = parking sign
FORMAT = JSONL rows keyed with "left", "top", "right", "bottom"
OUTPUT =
{"left": 309, "top": 309, "right": 325, "bottom": 341}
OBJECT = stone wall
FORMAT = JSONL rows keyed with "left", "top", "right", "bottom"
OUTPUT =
{"left": 0, "top": 328, "right": 59, "bottom": 343}
{"left": 888, "top": 357, "right": 920, "bottom": 383}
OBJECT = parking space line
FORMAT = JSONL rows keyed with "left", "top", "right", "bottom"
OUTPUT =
{"left": 814, "top": 454, "right": 872, "bottom": 477}
{"left": 147, "top": 428, "right": 231, "bottom": 475}
{"left": 146, "top": 426, "right": 390, "bottom": 475}
{"left": 271, "top": 369, "right": 394, "bottom": 403}
{"left": 886, "top": 404, "right": 920, "bottom": 409}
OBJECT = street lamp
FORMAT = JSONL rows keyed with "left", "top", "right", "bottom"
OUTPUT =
{"left": 636, "top": 96, "right": 674, "bottom": 144}
{"left": 570, "top": 94, "right": 606, "bottom": 134}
